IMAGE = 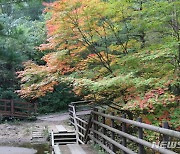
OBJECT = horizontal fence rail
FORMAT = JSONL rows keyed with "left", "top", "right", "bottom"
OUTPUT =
{"left": 69, "top": 100, "right": 93, "bottom": 144}
{"left": 92, "top": 111, "right": 180, "bottom": 139}
{"left": 0, "top": 99, "right": 37, "bottom": 118}
{"left": 69, "top": 101, "right": 180, "bottom": 154}
{"left": 90, "top": 108, "right": 180, "bottom": 154}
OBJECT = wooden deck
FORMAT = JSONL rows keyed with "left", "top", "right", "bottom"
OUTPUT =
{"left": 51, "top": 100, "right": 180, "bottom": 154}
{"left": 55, "top": 144, "right": 97, "bottom": 154}
{"left": 68, "top": 101, "right": 180, "bottom": 154}
{"left": 51, "top": 125, "right": 97, "bottom": 154}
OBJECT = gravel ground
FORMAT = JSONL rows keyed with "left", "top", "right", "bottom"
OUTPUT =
{"left": 0, "top": 146, "right": 37, "bottom": 154}
{"left": 0, "top": 110, "right": 90, "bottom": 146}
{"left": 0, "top": 113, "right": 69, "bottom": 146}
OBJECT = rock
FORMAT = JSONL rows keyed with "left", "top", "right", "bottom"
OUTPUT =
{"left": 12, "top": 126, "right": 16, "bottom": 130}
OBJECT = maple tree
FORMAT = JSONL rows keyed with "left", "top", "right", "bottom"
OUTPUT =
{"left": 15, "top": 0, "right": 179, "bottom": 130}
{"left": 39, "top": 0, "right": 137, "bottom": 74}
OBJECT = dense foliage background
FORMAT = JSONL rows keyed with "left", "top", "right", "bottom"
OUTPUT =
{"left": 0, "top": 0, "right": 56, "bottom": 108}
{"left": 0, "top": 0, "right": 179, "bottom": 128}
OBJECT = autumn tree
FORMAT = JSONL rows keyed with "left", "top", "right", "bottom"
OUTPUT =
{"left": 143, "top": 0, "right": 180, "bottom": 72}
{"left": 17, "top": 0, "right": 179, "bottom": 111}
{"left": 40, "top": 0, "right": 137, "bottom": 74}
{"left": 14, "top": 0, "right": 180, "bottom": 131}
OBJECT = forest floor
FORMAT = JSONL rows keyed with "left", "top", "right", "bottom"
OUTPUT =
{"left": 0, "top": 110, "right": 90, "bottom": 146}
{"left": 0, "top": 113, "right": 69, "bottom": 146}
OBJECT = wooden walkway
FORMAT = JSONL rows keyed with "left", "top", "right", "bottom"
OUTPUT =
{"left": 68, "top": 101, "right": 180, "bottom": 154}
{"left": 55, "top": 144, "right": 97, "bottom": 154}
{"left": 51, "top": 125, "right": 97, "bottom": 154}
{"left": 49, "top": 100, "right": 180, "bottom": 154}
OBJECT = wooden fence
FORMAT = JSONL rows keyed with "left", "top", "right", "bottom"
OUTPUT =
{"left": 69, "top": 101, "right": 180, "bottom": 154}
{"left": 69, "top": 100, "right": 93, "bottom": 144}
{"left": 0, "top": 99, "right": 37, "bottom": 118}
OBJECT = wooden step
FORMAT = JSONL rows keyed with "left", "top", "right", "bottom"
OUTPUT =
{"left": 80, "top": 145, "right": 98, "bottom": 154}
{"left": 53, "top": 145, "right": 62, "bottom": 154}
{"left": 32, "top": 132, "right": 43, "bottom": 134}
{"left": 54, "top": 136, "right": 76, "bottom": 139}
{"left": 67, "top": 144, "right": 86, "bottom": 154}
{"left": 49, "top": 125, "right": 75, "bottom": 134}
{"left": 56, "top": 125, "right": 67, "bottom": 133}
{"left": 55, "top": 142, "right": 77, "bottom": 145}
{"left": 53, "top": 133, "right": 76, "bottom": 137}
{"left": 54, "top": 144, "right": 98, "bottom": 154}
{"left": 54, "top": 138, "right": 76, "bottom": 141}
{"left": 58, "top": 145, "right": 71, "bottom": 154}
{"left": 53, "top": 131, "right": 76, "bottom": 134}
{"left": 32, "top": 130, "right": 44, "bottom": 139}
{"left": 54, "top": 140, "right": 76, "bottom": 144}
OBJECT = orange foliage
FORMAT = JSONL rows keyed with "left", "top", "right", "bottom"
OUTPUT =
{"left": 158, "top": 111, "right": 170, "bottom": 121}
{"left": 142, "top": 116, "right": 152, "bottom": 125}
{"left": 17, "top": 0, "right": 114, "bottom": 98}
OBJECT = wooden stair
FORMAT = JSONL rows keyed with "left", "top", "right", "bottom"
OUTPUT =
{"left": 53, "top": 144, "right": 97, "bottom": 154}
{"left": 54, "top": 144, "right": 90, "bottom": 154}
{"left": 51, "top": 125, "right": 77, "bottom": 145}
{"left": 32, "top": 126, "right": 45, "bottom": 140}
{"left": 59, "top": 144, "right": 86, "bottom": 154}
{"left": 51, "top": 125, "right": 78, "bottom": 154}
{"left": 53, "top": 132, "right": 77, "bottom": 145}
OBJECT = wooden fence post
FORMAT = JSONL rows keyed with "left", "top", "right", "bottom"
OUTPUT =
{"left": 72, "top": 105, "right": 79, "bottom": 144}
{"left": 82, "top": 121, "right": 84, "bottom": 136}
{"left": 69, "top": 106, "right": 73, "bottom": 125}
{"left": 122, "top": 114, "right": 127, "bottom": 154}
{"left": 84, "top": 114, "right": 92, "bottom": 144}
{"left": 111, "top": 112, "right": 116, "bottom": 152}
{"left": 5, "top": 101, "right": 7, "bottom": 111}
{"left": 34, "top": 103, "right": 37, "bottom": 114}
{"left": 80, "top": 120, "right": 82, "bottom": 141}
{"left": 93, "top": 107, "right": 98, "bottom": 145}
{"left": 74, "top": 104, "right": 76, "bottom": 113}
{"left": 11, "top": 100, "right": 14, "bottom": 116}
{"left": 102, "top": 110, "right": 106, "bottom": 148}
{"left": 137, "top": 117, "right": 145, "bottom": 154}
{"left": 162, "top": 121, "right": 169, "bottom": 148}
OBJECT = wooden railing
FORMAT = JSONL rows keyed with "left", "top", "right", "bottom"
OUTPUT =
{"left": 69, "top": 100, "right": 93, "bottom": 144}
{"left": 0, "top": 99, "right": 37, "bottom": 118}
{"left": 69, "top": 102, "right": 180, "bottom": 154}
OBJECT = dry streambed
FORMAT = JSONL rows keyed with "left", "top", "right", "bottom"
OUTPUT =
{"left": 0, "top": 113, "right": 70, "bottom": 145}
{"left": 0, "top": 113, "right": 70, "bottom": 153}
{"left": 0, "top": 146, "right": 37, "bottom": 154}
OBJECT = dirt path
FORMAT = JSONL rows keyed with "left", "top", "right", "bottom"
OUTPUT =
{"left": 37, "top": 110, "right": 91, "bottom": 121}
{"left": 0, "top": 112, "right": 69, "bottom": 146}
{"left": 37, "top": 112, "right": 69, "bottom": 122}
{"left": 0, "top": 146, "right": 37, "bottom": 154}
{"left": 0, "top": 110, "right": 91, "bottom": 146}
